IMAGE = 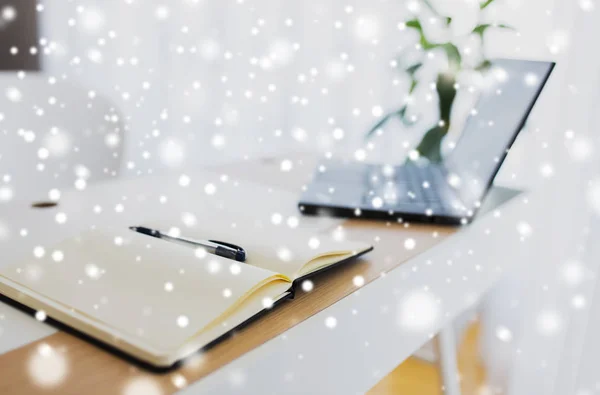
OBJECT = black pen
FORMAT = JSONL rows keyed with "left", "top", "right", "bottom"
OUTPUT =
{"left": 129, "top": 226, "right": 246, "bottom": 262}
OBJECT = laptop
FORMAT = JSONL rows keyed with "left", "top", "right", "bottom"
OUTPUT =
{"left": 298, "top": 59, "right": 555, "bottom": 225}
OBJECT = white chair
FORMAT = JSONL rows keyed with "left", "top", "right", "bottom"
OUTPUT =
{"left": 0, "top": 72, "right": 124, "bottom": 204}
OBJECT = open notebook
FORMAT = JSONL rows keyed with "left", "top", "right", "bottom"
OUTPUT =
{"left": 0, "top": 222, "right": 372, "bottom": 368}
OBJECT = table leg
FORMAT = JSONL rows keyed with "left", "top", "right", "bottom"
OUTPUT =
{"left": 437, "top": 324, "right": 462, "bottom": 395}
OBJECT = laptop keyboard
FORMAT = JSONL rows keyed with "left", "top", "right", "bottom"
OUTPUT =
{"left": 405, "top": 164, "right": 446, "bottom": 203}
{"left": 362, "top": 164, "right": 448, "bottom": 212}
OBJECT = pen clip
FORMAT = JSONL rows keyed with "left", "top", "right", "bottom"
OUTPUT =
{"left": 209, "top": 240, "right": 244, "bottom": 252}
{"left": 209, "top": 240, "right": 246, "bottom": 262}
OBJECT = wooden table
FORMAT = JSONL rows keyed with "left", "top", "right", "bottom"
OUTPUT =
{"left": 0, "top": 154, "right": 533, "bottom": 395}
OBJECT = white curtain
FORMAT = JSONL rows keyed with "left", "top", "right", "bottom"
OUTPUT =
{"left": 39, "top": 0, "right": 560, "bottom": 173}
{"left": 40, "top": 0, "right": 432, "bottom": 175}
{"left": 479, "top": 1, "right": 600, "bottom": 394}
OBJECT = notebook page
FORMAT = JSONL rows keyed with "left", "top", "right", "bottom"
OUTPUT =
{"left": 144, "top": 217, "right": 371, "bottom": 280}
{"left": 0, "top": 229, "right": 288, "bottom": 353}
{"left": 178, "top": 281, "right": 292, "bottom": 361}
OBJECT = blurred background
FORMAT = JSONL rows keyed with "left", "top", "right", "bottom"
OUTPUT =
{"left": 1, "top": 0, "right": 600, "bottom": 394}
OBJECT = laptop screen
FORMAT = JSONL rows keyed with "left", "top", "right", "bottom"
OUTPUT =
{"left": 444, "top": 59, "right": 554, "bottom": 210}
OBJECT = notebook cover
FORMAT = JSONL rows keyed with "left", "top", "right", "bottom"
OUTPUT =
{"left": 0, "top": 289, "right": 294, "bottom": 373}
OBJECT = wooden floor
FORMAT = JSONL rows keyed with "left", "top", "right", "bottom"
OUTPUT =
{"left": 368, "top": 322, "right": 486, "bottom": 395}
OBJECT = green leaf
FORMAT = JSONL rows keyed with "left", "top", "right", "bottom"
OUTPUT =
{"left": 413, "top": 125, "right": 446, "bottom": 163}
{"left": 472, "top": 23, "right": 514, "bottom": 38}
{"left": 410, "top": 73, "right": 456, "bottom": 162}
{"left": 480, "top": 0, "right": 495, "bottom": 9}
{"left": 421, "top": 37, "right": 438, "bottom": 50}
{"left": 409, "top": 78, "right": 418, "bottom": 94}
{"left": 397, "top": 105, "right": 416, "bottom": 126}
{"left": 406, "top": 62, "right": 423, "bottom": 76}
{"left": 441, "top": 43, "right": 461, "bottom": 71}
{"left": 475, "top": 59, "right": 492, "bottom": 71}
{"left": 365, "top": 112, "right": 394, "bottom": 139}
{"left": 472, "top": 23, "right": 491, "bottom": 37}
{"left": 435, "top": 73, "right": 457, "bottom": 124}
{"left": 405, "top": 19, "right": 422, "bottom": 31}
{"left": 405, "top": 19, "right": 438, "bottom": 50}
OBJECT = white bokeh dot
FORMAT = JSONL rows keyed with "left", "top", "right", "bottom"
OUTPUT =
{"left": 404, "top": 238, "right": 416, "bottom": 250}
{"left": 0, "top": 186, "right": 14, "bottom": 202}
{"left": 271, "top": 213, "right": 283, "bottom": 225}
{"left": 397, "top": 290, "right": 440, "bottom": 332}
{"left": 354, "top": 149, "right": 366, "bottom": 161}
{"left": 333, "top": 128, "right": 345, "bottom": 140}
{"left": 517, "top": 221, "right": 533, "bottom": 238}
{"left": 55, "top": 212, "right": 67, "bottom": 224}
{"left": 195, "top": 248, "right": 207, "bottom": 259}
{"left": 177, "top": 315, "right": 189, "bottom": 328}
{"left": 325, "top": 316, "right": 337, "bottom": 329}
{"left": 495, "top": 326, "right": 513, "bottom": 342}
{"left": 33, "top": 246, "right": 45, "bottom": 258}
{"left": 277, "top": 247, "right": 292, "bottom": 262}
{"left": 371, "top": 196, "right": 383, "bottom": 209}
{"left": 159, "top": 138, "right": 185, "bottom": 168}
{"left": 262, "top": 297, "right": 274, "bottom": 309}
{"left": 353, "top": 275, "right": 365, "bottom": 287}
{"left": 230, "top": 263, "right": 242, "bottom": 275}
{"left": 28, "top": 344, "right": 68, "bottom": 388}
{"left": 2, "top": 5, "right": 17, "bottom": 22}
{"left": 561, "top": 260, "right": 585, "bottom": 287}
{"left": 579, "top": 0, "right": 595, "bottom": 11}
{"left": 48, "top": 189, "right": 61, "bottom": 201}
{"left": 85, "top": 263, "right": 102, "bottom": 279}
{"left": 171, "top": 374, "right": 187, "bottom": 389}
{"left": 154, "top": 5, "right": 170, "bottom": 20}
{"left": 207, "top": 260, "right": 221, "bottom": 274}
{"left": 123, "top": 377, "right": 163, "bottom": 395}
{"left": 35, "top": 310, "right": 47, "bottom": 321}
{"left": 286, "top": 216, "right": 299, "bottom": 228}
{"left": 536, "top": 310, "right": 562, "bottom": 336}
{"left": 354, "top": 15, "right": 380, "bottom": 41}
{"left": 204, "top": 183, "right": 216, "bottom": 195}
{"left": 179, "top": 174, "right": 191, "bottom": 187}
{"left": 301, "top": 280, "right": 314, "bottom": 292}
{"left": 280, "top": 159, "right": 293, "bottom": 172}
{"left": 572, "top": 294, "right": 587, "bottom": 309}
{"left": 51, "top": 250, "right": 64, "bottom": 262}
{"left": 371, "top": 106, "right": 383, "bottom": 117}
